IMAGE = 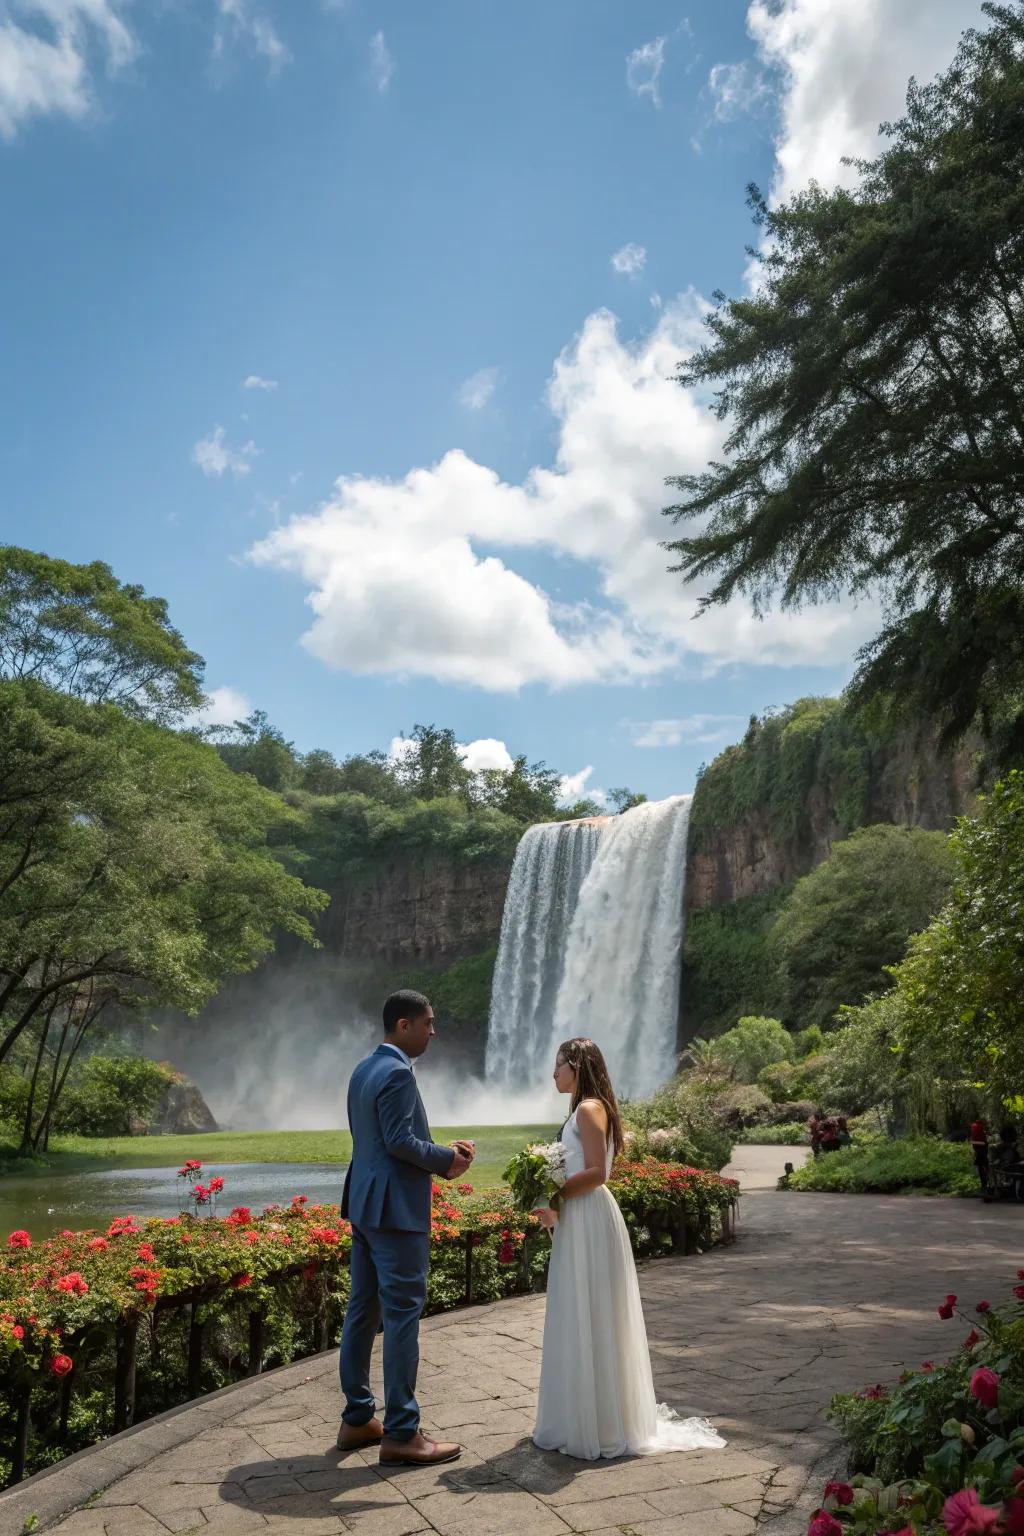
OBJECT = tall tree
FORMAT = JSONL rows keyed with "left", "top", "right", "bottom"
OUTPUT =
{"left": 665, "top": 4, "right": 1024, "bottom": 758}
{"left": 0, "top": 547, "right": 204, "bottom": 722}
{"left": 771, "top": 824, "right": 956, "bottom": 1028}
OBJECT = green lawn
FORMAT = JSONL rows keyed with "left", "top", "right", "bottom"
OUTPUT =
{"left": 0, "top": 1124, "right": 558, "bottom": 1194}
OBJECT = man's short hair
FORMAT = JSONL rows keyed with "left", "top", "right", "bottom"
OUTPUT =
{"left": 383, "top": 989, "right": 431, "bottom": 1033}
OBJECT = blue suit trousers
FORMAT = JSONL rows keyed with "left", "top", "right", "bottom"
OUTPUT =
{"left": 339, "top": 1222, "right": 430, "bottom": 1441}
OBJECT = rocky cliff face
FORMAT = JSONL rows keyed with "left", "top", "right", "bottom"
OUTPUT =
{"left": 317, "top": 855, "right": 510, "bottom": 963}
{"left": 685, "top": 731, "right": 979, "bottom": 912}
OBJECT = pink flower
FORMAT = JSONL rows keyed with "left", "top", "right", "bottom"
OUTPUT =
{"left": 969, "top": 1366, "right": 1000, "bottom": 1409}
{"left": 822, "top": 1482, "right": 854, "bottom": 1506}
{"left": 7, "top": 1230, "right": 31, "bottom": 1250}
{"left": 942, "top": 1488, "right": 1001, "bottom": 1535}
{"left": 807, "top": 1512, "right": 843, "bottom": 1536}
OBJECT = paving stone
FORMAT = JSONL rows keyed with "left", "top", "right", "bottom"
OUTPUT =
{"left": 552, "top": 1492, "right": 669, "bottom": 1530}
{"left": 408, "top": 1488, "right": 571, "bottom": 1536}
{"left": 157, "top": 1509, "right": 208, "bottom": 1532}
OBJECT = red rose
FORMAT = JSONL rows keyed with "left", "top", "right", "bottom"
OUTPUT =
{"left": 938, "top": 1300, "right": 956, "bottom": 1320}
{"left": 807, "top": 1512, "right": 843, "bottom": 1536}
{"left": 963, "top": 1329, "right": 981, "bottom": 1349}
{"left": 7, "top": 1230, "right": 31, "bottom": 1250}
{"left": 969, "top": 1366, "right": 1000, "bottom": 1409}
{"left": 11, "top": 1324, "right": 24, "bottom": 1340}
{"left": 922, "top": 1361, "right": 935, "bottom": 1371}
{"left": 822, "top": 1481, "right": 854, "bottom": 1506}
{"left": 1003, "top": 1498, "right": 1024, "bottom": 1536}
{"left": 976, "top": 1300, "right": 991, "bottom": 1313}
{"left": 941, "top": 1487, "right": 1001, "bottom": 1535}
{"left": 1014, "top": 1286, "right": 1024, "bottom": 1301}
{"left": 50, "top": 1354, "right": 74, "bottom": 1378}
{"left": 1012, "top": 1468, "right": 1024, "bottom": 1487}
{"left": 861, "top": 1384, "right": 887, "bottom": 1399}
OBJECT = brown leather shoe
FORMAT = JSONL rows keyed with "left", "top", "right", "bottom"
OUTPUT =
{"left": 379, "top": 1431, "right": 461, "bottom": 1466}
{"left": 337, "top": 1417, "right": 384, "bottom": 1451}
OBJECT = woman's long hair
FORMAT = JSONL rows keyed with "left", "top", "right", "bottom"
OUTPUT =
{"left": 557, "top": 1037, "right": 625, "bottom": 1156}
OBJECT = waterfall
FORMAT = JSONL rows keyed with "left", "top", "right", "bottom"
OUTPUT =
{"left": 552, "top": 795, "right": 691, "bottom": 1099}
{"left": 484, "top": 819, "right": 603, "bottom": 1089}
{"left": 485, "top": 795, "right": 692, "bottom": 1103}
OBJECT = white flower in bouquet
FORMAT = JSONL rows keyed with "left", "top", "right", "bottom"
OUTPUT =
{"left": 529, "top": 1140, "right": 567, "bottom": 1190}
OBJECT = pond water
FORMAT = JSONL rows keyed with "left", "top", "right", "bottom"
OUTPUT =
{"left": 0, "top": 1162, "right": 348, "bottom": 1239}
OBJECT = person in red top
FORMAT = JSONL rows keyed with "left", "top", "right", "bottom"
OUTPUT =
{"left": 970, "top": 1118, "right": 990, "bottom": 1194}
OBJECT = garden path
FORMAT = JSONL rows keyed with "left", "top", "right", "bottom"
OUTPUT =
{"left": 2, "top": 1191, "right": 1020, "bottom": 1536}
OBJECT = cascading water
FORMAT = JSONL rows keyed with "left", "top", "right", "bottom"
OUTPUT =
{"left": 484, "top": 795, "right": 692, "bottom": 1103}
{"left": 484, "top": 818, "right": 603, "bottom": 1089}
{"left": 551, "top": 795, "right": 691, "bottom": 1099}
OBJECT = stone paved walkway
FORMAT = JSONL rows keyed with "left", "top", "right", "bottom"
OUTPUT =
{"left": 3, "top": 1190, "right": 1021, "bottom": 1536}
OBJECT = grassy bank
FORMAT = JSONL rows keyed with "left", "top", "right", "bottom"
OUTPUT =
{"left": 0, "top": 1124, "right": 559, "bottom": 1193}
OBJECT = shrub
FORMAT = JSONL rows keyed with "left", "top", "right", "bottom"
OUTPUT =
{"left": 52, "top": 1058, "right": 177, "bottom": 1137}
{"left": 735, "top": 1122, "right": 808, "bottom": 1146}
{"left": 714, "top": 1082, "right": 774, "bottom": 1129}
{"left": 714, "top": 1016, "right": 794, "bottom": 1083}
{"left": 0, "top": 1068, "right": 30, "bottom": 1131}
{"left": 786, "top": 1137, "right": 977, "bottom": 1196}
{"left": 757, "top": 1056, "right": 827, "bottom": 1104}
{"left": 623, "top": 1080, "right": 734, "bottom": 1171}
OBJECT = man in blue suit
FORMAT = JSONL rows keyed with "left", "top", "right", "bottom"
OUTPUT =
{"left": 339, "top": 989, "right": 475, "bottom": 1466}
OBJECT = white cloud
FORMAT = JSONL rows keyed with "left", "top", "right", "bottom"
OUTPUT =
{"left": 198, "top": 684, "right": 251, "bottom": 727}
{"left": 746, "top": 0, "right": 983, "bottom": 206}
{"left": 458, "top": 367, "right": 500, "bottom": 411}
{"left": 192, "top": 424, "right": 258, "bottom": 479}
{"left": 214, "top": 0, "right": 289, "bottom": 74}
{"left": 626, "top": 35, "right": 665, "bottom": 107}
{"left": 459, "top": 738, "right": 514, "bottom": 774}
{"left": 369, "top": 29, "right": 393, "bottom": 92}
{"left": 610, "top": 243, "right": 647, "bottom": 277}
{"left": 707, "top": 60, "right": 770, "bottom": 122}
{"left": 557, "top": 765, "right": 605, "bottom": 807}
{"left": 249, "top": 292, "right": 876, "bottom": 693}
{"left": 0, "top": 0, "right": 136, "bottom": 140}
{"left": 632, "top": 715, "right": 743, "bottom": 749}
{"left": 244, "top": 374, "right": 278, "bottom": 391}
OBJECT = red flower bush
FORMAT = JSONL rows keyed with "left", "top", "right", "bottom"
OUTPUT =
{"left": 822, "top": 1481, "right": 854, "bottom": 1506}
{"left": 7, "top": 1231, "right": 31, "bottom": 1250}
{"left": 807, "top": 1511, "right": 843, "bottom": 1536}
{"left": 55, "top": 1273, "right": 88, "bottom": 1296}
{"left": 50, "top": 1354, "right": 73, "bottom": 1378}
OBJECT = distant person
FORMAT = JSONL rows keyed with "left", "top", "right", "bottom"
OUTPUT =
{"left": 994, "top": 1126, "right": 1024, "bottom": 1201}
{"left": 808, "top": 1112, "right": 823, "bottom": 1157}
{"left": 836, "top": 1116, "right": 852, "bottom": 1149}
{"left": 819, "top": 1116, "right": 841, "bottom": 1154}
{"left": 970, "top": 1117, "right": 991, "bottom": 1195}
{"left": 338, "top": 990, "right": 476, "bottom": 1466}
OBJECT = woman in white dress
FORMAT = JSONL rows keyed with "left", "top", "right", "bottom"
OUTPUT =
{"left": 532, "top": 1037, "right": 725, "bottom": 1461}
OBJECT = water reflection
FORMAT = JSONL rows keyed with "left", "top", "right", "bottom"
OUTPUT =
{"left": 0, "top": 1162, "right": 348, "bottom": 1239}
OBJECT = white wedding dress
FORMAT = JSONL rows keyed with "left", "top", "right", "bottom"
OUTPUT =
{"left": 532, "top": 1107, "right": 726, "bottom": 1461}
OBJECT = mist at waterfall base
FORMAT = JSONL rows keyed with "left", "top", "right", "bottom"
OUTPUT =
{"left": 486, "top": 797, "right": 692, "bottom": 1103}
{"left": 152, "top": 957, "right": 562, "bottom": 1131}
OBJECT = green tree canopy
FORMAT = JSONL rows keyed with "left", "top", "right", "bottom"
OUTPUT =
{"left": 665, "top": 4, "right": 1024, "bottom": 758}
{"left": 0, "top": 547, "right": 204, "bottom": 721}
{"left": 0, "top": 682, "right": 327, "bottom": 1086}
{"left": 772, "top": 824, "right": 957, "bottom": 1028}
{"left": 710, "top": 1015, "right": 794, "bottom": 1084}
{"left": 881, "top": 770, "right": 1024, "bottom": 1107}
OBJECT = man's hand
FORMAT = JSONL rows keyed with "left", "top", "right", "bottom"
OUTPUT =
{"left": 447, "top": 1145, "right": 473, "bottom": 1178}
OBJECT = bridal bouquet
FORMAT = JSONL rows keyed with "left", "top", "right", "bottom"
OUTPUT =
{"left": 503, "top": 1140, "right": 568, "bottom": 1212}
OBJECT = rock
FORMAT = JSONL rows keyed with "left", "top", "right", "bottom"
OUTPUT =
{"left": 148, "top": 1076, "right": 218, "bottom": 1135}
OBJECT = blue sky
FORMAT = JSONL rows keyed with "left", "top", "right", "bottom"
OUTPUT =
{"left": 0, "top": 0, "right": 982, "bottom": 802}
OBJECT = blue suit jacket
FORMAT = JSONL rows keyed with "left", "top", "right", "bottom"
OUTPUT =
{"left": 341, "top": 1044, "right": 455, "bottom": 1233}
